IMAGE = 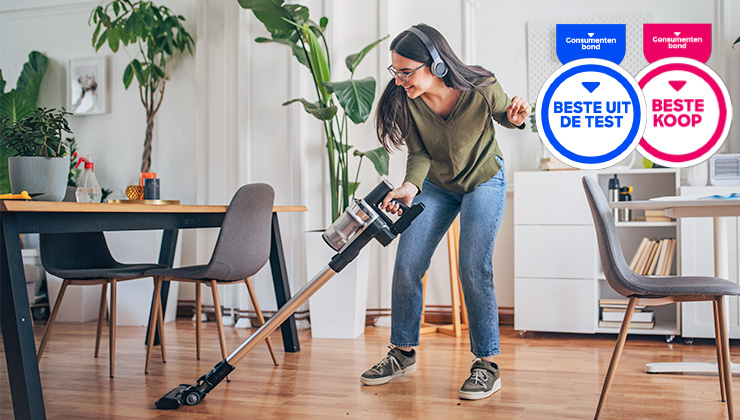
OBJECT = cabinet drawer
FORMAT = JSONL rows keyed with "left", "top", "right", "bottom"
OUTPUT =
{"left": 514, "top": 171, "right": 594, "bottom": 225}
{"left": 514, "top": 277, "right": 596, "bottom": 333}
{"left": 515, "top": 225, "right": 596, "bottom": 279}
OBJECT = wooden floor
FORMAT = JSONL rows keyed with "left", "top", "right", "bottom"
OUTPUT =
{"left": 1, "top": 320, "right": 738, "bottom": 419}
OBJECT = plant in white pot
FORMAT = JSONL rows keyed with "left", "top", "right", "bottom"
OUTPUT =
{"left": 239, "top": 0, "right": 389, "bottom": 338}
{"left": 0, "top": 51, "right": 49, "bottom": 193}
{"left": 0, "top": 107, "right": 72, "bottom": 201}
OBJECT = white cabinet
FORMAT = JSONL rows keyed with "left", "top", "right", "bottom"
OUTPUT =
{"left": 679, "top": 185, "right": 740, "bottom": 339}
{"left": 514, "top": 169, "right": 681, "bottom": 336}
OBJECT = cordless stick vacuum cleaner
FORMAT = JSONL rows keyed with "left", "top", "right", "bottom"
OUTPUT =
{"left": 155, "top": 180, "right": 424, "bottom": 410}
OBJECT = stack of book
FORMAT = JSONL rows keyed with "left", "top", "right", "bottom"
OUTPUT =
{"left": 628, "top": 237, "right": 676, "bottom": 276}
{"left": 598, "top": 298, "right": 655, "bottom": 329}
{"left": 644, "top": 209, "right": 673, "bottom": 222}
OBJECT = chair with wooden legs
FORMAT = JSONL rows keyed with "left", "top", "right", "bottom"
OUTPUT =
{"left": 37, "top": 231, "right": 167, "bottom": 378}
{"left": 583, "top": 176, "right": 740, "bottom": 419}
{"left": 420, "top": 218, "right": 469, "bottom": 337}
{"left": 144, "top": 183, "right": 279, "bottom": 375}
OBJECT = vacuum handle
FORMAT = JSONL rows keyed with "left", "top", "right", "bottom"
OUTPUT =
{"left": 392, "top": 202, "right": 424, "bottom": 234}
{"left": 390, "top": 199, "right": 410, "bottom": 214}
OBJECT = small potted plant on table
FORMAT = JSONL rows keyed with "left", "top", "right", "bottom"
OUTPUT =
{"left": 0, "top": 107, "right": 72, "bottom": 201}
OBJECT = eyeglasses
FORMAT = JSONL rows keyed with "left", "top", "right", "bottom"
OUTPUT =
{"left": 387, "top": 64, "right": 425, "bottom": 84}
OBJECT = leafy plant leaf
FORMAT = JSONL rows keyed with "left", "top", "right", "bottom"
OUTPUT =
{"left": 238, "top": 0, "right": 295, "bottom": 38}
{"left": 301, "top": 25, "right": 331, "bottom": 102}
{"left": 283, "top": 4, "right": 309, "bottom": 26}
{"left": 345, "top": 35, "right": 389, "bottom": 73}
{"left": 0, "top": 69, "right": 5, "bottom": 94}
{"left": 0, "top": 90, "right": 34, "bottom": 122}
{"left": 283, "top": 98, "right": 337, "bottom": 120}
{"left": 325, "top": 77, "right": 376, "bottom": 124}
{"left": 354, "top": 146, "right": 390, "bottom": 176}
{"left": 16, "top": 51, "right": 49, "bottom": 98}
{"left": 123, "top": 62, "right": 134, "bottom": 88}
{"left": 334, "top": 143, "right": 353, "bottom": 153}
{"left": 131, "top": 59, "right": 145, "bottom": 87}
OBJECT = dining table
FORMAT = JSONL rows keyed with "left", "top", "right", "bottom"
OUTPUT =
{"left": 0, "top": 199, "right": 306, "bottom": 419}
{"left": 611, "top": 197, "right": 740, "bottom": 374}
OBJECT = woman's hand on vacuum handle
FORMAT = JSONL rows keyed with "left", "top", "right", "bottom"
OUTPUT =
{"left": 381, "top": 182, "right": 418, "bottom": 215}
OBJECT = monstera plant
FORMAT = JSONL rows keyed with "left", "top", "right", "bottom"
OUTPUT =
{"left": 0, "top": 51, "right": 49, "bottom": 193}
{"left": 238, "top": 0, "right": 389, "bottom": 222}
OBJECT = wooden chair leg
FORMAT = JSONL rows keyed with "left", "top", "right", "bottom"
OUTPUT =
{"left": 716, "top": 296, "right": 734, "bottom": 420}
{"left": 95, "top": 283, "right": 108, "bottom": 358}
{"left": 37, "top": 279, "right": 69, "bottom": 361}
{"left": 144, "top": 277, "right": 163, "bottom": 374}
{"left": 419, "top": 273, "right": 437, "bottom": 334}
{"left": 245, "top": 278, "right": 278, "bottom": 366}
{"left": 156, "top": 289, "right": 167, "bottom": 364}
{"left": 447, "top": 227, "right": 462, "bottom": 337}
{"left": 594, "top": 297, "right": 637, "bottom": 420}
{"left": 714, "top": 299, "right": 727, "bottom": 403}
{"left": 451, "top": 219, "right": 469, "bottom": 327}
{"left": 195, "top": 282, "right": 201, "bottom": 360}
{"left": 210, "top": 280, "right": 230, "bottom": 382}
{"left": 109, "top": 279, "right": 116, "bottom": 378}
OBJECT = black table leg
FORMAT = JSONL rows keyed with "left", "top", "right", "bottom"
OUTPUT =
{"left": 269, "top": 212, "right": 300, "bottom": 352}
{"left": 145, "top": 229, "right": 178, "bottom": 346}
{"left": 1, "top": 214, "right": 46, "bottom": 419}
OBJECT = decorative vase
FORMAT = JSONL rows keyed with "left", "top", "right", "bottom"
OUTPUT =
{"left": 306, "top": 230, "right": 369, "bottom": 339}
{"left": 8, "top": 156, "right": 69, "bottom": 201}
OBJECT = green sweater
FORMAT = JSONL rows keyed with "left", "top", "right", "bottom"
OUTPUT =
{"left": 403, "top": 77, "right": 524, "bottom": 194}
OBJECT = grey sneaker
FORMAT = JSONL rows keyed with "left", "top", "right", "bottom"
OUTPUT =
{"left": 459, "top": 359, "right": 501, "bottom": 400}
{"left": 360, "top": 346, "right": 417, "bottom": 385}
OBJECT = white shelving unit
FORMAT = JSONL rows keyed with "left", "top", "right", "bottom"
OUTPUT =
{"left": 514, "top": 168, "right": 681, "bottom": 336}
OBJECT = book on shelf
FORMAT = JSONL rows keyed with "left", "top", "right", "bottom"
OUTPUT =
{"left": 644, "top": 209, "right": 674, "bottom": 222}
{"left": 627, "top": 236, "right": 675, "bottom": 276}
{"left": 601, "top": 309, "right": 654, "bottom": 323}
{"left": 599, "top": 320, "right": 655, "bottom": 329}
{"left": 598, "top": 298, "right": 647, "bottom": 310}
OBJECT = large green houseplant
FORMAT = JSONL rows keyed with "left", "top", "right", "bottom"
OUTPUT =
{"left": 0, "top": 51, "right": 49, "bottom": 193}
{"left": 238, "top": 0, "right": 389, "bottom": 222}
{"left": 90, "top": 0, "right": 194, "bottom": 173}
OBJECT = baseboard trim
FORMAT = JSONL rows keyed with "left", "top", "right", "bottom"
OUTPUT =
{"left": 178, "top": 301, "right": 513, "bottom": 326}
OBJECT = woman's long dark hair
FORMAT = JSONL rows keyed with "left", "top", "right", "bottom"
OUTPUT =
{"left": 376, "top": 23, "right": 497, "bottom": 151}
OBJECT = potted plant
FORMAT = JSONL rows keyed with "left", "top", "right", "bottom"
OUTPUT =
{"left": 0, "top": 51, "right": 49, "bottom": 193}
{"left": 90, "top": 0, "right": 194, "bottom": 173}
{"left": 238, "top": 0, "right": 389, "bottom": 338}
{"left": 238, "top": 0, "right": 389, "bottom": 222}
{"left": 0, "top": 107, "right": 72, "bottom": 201}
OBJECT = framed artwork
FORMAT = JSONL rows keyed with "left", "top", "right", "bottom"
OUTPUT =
{"left": 67, "top": 56, "right": 108, "bottom": 115}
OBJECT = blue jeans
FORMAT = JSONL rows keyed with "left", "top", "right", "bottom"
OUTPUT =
{"left": 390, "top": 156, "right": 506, "bottom": 358}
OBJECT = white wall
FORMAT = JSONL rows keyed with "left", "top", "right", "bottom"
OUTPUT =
{"left": 3, "top": 0, "right": 739, "bottom": 317}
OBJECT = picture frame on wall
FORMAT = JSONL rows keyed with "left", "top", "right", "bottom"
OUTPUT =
{"left": 67, "top": 56, "right": 108, "bottom": 115}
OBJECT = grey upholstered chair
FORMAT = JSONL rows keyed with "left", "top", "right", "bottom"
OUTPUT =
{"left": 144, "top": 183, "right": 278, "bottom": 376}
{"left": 38, "top": 189, "right": 168, "bottom": 378}
{"left": 583, "top": 176, "right": 740, "bottom": 419}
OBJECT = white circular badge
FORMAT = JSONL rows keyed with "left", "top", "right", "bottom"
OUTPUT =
{"left": 636, "top": 57, "right": 732, "bottom": 168}
{"left": 536, "top": 59, "right": 647, "bottom": 169}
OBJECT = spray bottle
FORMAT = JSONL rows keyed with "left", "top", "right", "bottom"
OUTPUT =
{"left": 74, "top": 153, "right": 102, "bottom": 203}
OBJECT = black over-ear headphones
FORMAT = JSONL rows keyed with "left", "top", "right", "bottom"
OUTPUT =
{"left": 407, "top": 26, "right": 448, "bottom": 78}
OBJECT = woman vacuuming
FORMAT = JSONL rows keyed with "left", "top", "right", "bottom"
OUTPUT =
{"left": 361, "top": 23, "right": 531, "bottom": 400}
